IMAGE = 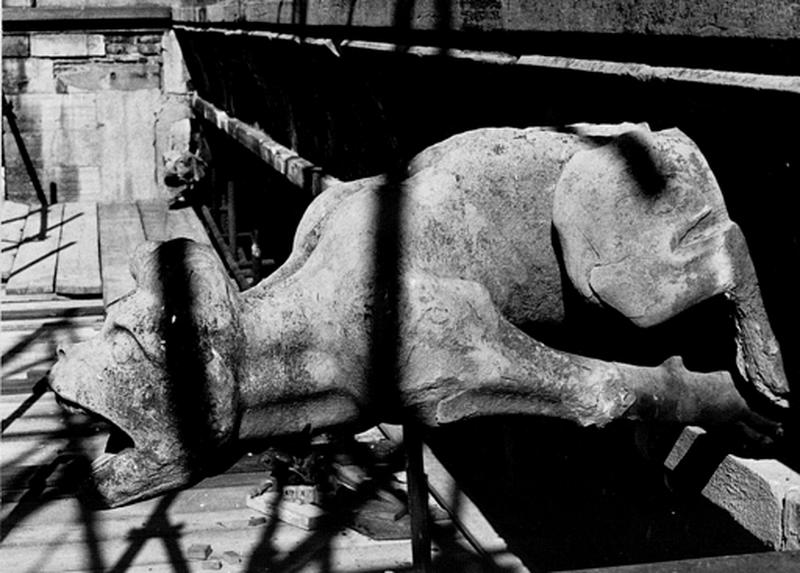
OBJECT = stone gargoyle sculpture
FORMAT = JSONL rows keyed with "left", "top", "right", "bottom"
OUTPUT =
{"left": 49, "top": 123, "right": 790, "bottom": 507}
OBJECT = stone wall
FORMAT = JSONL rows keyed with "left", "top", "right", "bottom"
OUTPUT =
{"left": 2, "top": 25, "right": 191, "bottom": 203}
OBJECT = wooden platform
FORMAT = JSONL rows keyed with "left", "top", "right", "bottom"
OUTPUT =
{"left": 2, "top": 199, "right": 216, "bottom": 307}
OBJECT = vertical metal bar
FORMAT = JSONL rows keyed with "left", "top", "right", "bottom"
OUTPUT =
{"left": 49, "top": 182, "right": 58, "bottom": 204}
{"left": 226, "top": 180, "right": 237, "bottom": 251}
{"left": 2, "top": 96, "right": 48, "bottom": 239}
{"left": 404, "top": 422, "right": 432, "bottom": 572}
{"left": 251, "top": 229, "right": 262, "bottom": 284}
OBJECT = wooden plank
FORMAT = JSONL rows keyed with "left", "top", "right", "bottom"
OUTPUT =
{"left": 55, "top": 202, "right": 101, "bottom": 296}
{"left": 1, "top": 298, "right": 105, "bottom": 321}
{"left": 0, "top": 512, "right": 412, "bottom": 573}
{"left": 0, "top": 353, "right": 56, "bottom": 384}
{"left": 166, "top": 208, "right": 212, "bottom": 245}
{"left": 98, "top": 203, "right": 146, "bottom": 307}
{"left": 136, "top": 199, "right": 170, "bottom": 242}
{"left": 1, "top": 201, "right": 31, "bottom": 281}
{"left": 1, "top": 431, "right": 108, "bottom": 470}
{"left": 6, "top": 204, "right": 65, "bottom": 295}
{"left": 137, "top": 200, "right": 212, "bottom": 245}
{"left": 1, "top": 325, "right": 100, "bottom": 358}
{"left": 0, "top": 314, "right": 103, "bottom": 333}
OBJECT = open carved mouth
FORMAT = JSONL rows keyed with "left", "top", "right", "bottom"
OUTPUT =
{"left": 52, "top": 392, "right": 136, "bottom": 468}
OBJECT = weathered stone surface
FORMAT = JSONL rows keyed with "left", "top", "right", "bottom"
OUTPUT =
{"left": 162, "top": 30, "right": 190, "bottom": 94}
{"left": 30, "top": 34, "right": 105, "bottom": 58}
{"left": 55, "top": 62, "right": 160, "bottom": 92}
{"left": 703, "top": 456, "right": 799, "bottom": 548}
{"left": 96, "top": 88, "right": 162, "bottom": 200}
{"left": 4, "top": 87, "right": 174, "bottom": 202}
{"left": 665, "top": 426, "right": 800, "bottom": 549}
{"left": 49, "top": 125, "right": 790, "bottom": 507}
{"left": 784, "top": 488, "right": 800, "bottom": 549}
{"left": 2, "top": 35, "right": 30, "bottom": 58}
{"left": 195, "top": 0, "right": 800, "bottom": 40}
{"left": 2, "top": 58, "right": 56, "bottom": 94}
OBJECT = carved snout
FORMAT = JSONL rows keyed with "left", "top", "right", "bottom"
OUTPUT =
{"left": 553, "top": 126, "right": 790, "bottom": 411}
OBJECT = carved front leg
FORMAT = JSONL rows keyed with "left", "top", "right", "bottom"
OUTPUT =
{"left": 87, "top": 443, "right": 194, "bottom": 508}
{"left": 400, "top": 273, "right": 752, "bottom": 428}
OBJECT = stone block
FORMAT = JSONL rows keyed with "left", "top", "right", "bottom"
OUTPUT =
{"left": 51, "top": 128, "right": 102, "bottom": 167}
{"left": 137, "top": 42, "right": 161, "bottom": 56}
{"left": 784, "top": 488, "right": 800, "bottom": 549}
{"left": 3, "top": 94, "right": 54, "bottom": 131}
{"left": 55, "top": 62, "right": 160, "bottom": 92}
{"left": 3, "top": 35, "right": 30, "bottom": 58}
{"left": 105, "top": 34, "right": 135, "bottom": 44}
{"left": 136, "top": 34, "right": 162, "bottom": 44}
{"left": 666, "top": 426, "right": 800, "bottom": 549}
{"left": 3, "top": 58, "right": 56, "bottom": 94}
{"left": 105, "top": 42, "right": 138, "bottom": 57}
{"left": 701, "top": 457, "right": 789, "bottom": 548}
{"left": 663, "top": 425, "right": 705, "bottom": 470}
{"left": 45, "top": 165, "right": 102, "bottom": 203}
{"left": 187, "top": 543, "right": 212, "bottom": 560}
{"left": 3, "top": 161, "right": 44, "bottom": 203}
{"left": 2, "top": 0, "right": 34, "bottom": 6}
{"left": 50, "top": 93, "right": 99, "bottom": 130}
{"left": 97, "top": 89, "right": 161, "bottom": 201}
{"left": 162, "top": 31, "right": 189, "bottom": 94}
{"left": 30, "top": 34, "right": 105, "bottom": 58}
{"left": 3, "top": 129, "right": 43, "bottom": 168}
{"left": 34, "top": 0, "right": 88, "bottom": 6}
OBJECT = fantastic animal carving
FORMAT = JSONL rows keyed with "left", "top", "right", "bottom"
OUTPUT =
{"left": 49, "top": 124, "right": 790, "bottom": 507}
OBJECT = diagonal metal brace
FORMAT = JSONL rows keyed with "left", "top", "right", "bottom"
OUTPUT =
{"left": 3, "top": 95, "right": 49, "bottom": 240}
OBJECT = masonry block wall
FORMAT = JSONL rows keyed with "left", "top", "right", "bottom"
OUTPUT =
{"left": 2, "top": 23, "right": 191, "bottom": 203}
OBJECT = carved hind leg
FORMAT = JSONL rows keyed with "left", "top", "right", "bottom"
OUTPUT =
{"left": 400, "top": 273, "right": 752, "bottom": 428}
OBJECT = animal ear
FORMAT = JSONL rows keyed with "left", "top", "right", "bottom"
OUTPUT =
{"left": 553, "top": 127, "right": 735, "bottom": 327}
{"left": 130, "top": 238, "right": 240, "bottom": 333}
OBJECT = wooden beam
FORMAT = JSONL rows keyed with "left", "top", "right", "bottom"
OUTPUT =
{"left": 177, "top": 26, "right": 800, "bottom": 94}
{"left": 6, "top": 204, "right": 65, "bottom": 296}
{"left": 3, "top": 7, "right": 172, "bottom": 32}
{"left": 191, "top": 94, "right": 341, "bottom": 195}
{"left": 98, "top": 203, "right": 146, "bottom": 308}
{"left": 55, "top": 202, "right": 101, "bottom": 297}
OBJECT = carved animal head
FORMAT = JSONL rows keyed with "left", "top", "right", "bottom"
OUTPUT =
{"left": 163, "top": 149, "right": 207, "bottom": 189}
{"left": 553, "top": 126, "right": 789, "bottom": 408}
{"left": 49, "top": 239, "right": 242, "bottom": 507}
